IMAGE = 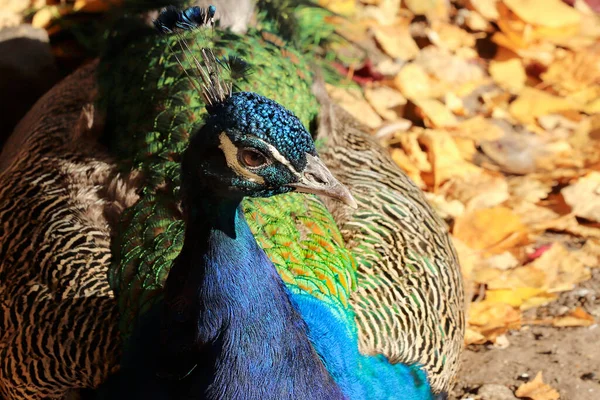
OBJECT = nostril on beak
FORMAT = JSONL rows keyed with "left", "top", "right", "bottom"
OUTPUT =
{"left": 305, "top": 172, "right": 327, "bottom": 185}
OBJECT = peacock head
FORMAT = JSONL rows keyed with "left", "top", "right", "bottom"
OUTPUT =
{"left": 181, "top": 91, "right": 357, "bottom": 208}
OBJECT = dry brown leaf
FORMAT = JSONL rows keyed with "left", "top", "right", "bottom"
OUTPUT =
{"left": 561, "top": 172, "right": 600, "bottom": 223}
{"left": 456, "top": 116, "right": 505, "bottom": 142}
{"left": 469, "top": 0, "right": 500, "bottom": 20}
{"left": 541, "top": 50, "right": 600, "bottom": 95}
{"left": 454, "top": 206, "right": 527, "bottom": 251}
{"left": 508, "top": 176, "right": 552, "bottom": 204}
{"left": 391, "top": 131, "right": 432, "bottom": 172}
{"left": 574, "top": 239, "right": 600, "bottom": 267}
{"left": 403, "top": 0, "right": 449, "bottom": 20}
{"left": 418, "top": 130, "right": 482, "bottom": 187}
{"left": 423, "top": 192, "right": 465, "bottom": 220}
{"left": 394, "top": 63, "right": 432, "bottom": 99}
{"left": 412, "top": 99, "right": 458, "bottom": 128}
{"left": 489, "top": 58, "right": 526, "bottom": 94}
{"left": 509, "top": 88, "right": 577, "bottom": 125}
{"left": 31, "top": 6, "right": 61, "bottom": 29}
{"left": 468, "top": 300, "right": 522, "bottom": 341}
{"left": 503, "top": 0, "right": 581, "bottom": 29}
{"left": 390, "top": 149, "right": 427, "bottom": 188}
{"left": 464, "top": 9, "right": 492, "bottom": 32}
{"left": 325, "top": 84, "right": 382, "bottom": 128}
{"left": 464, "top": 328, "right": 487, "bottom": 345}
{"left": 486, "top": 288, "right": 551, "bottom": 308}
{"left": 440, "top": 172, "right": 509, "bottom": 212}
{"left": 482, "top": 251, "right": 519, "bottom": 270}
{"left": 427, "top": 21, "right": 476, "bottom": 51}
{"left": 530, "top": 243, "right": 591, "bottom": 292}
{"left": 553, "top": 307, "right": 595, "bottom": 327}
{"left": 373, "top": 24, "right": 419, "bottom": 60}
{"left": 475, "top": 265, "right": 547, "bottom": 290}
{"left": 318, "top": 0, "right": 356, "bottom": 15}
{"left": 364, "top": 86, "right": 407, "bottom": 121}
{"left": 515, "top": 372, "right": 560, "bottom": 400}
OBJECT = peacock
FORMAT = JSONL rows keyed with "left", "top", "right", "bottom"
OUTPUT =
{"left": 0, "top": 1, "right": 464, "bottom": 399}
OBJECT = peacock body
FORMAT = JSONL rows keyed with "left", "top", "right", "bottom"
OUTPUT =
{"left": 0, "top": 1, "right": 464, "bottom": 398}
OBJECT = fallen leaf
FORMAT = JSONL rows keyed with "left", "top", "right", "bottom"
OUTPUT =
{"left": 390, "top": 148, "right": 427, "bottom": 188}
{"left": 440, "top": 172, "right": 509, "bottom": 212}
{"left": 418, "top": 130, "right": 482, "bottom": 187}
{"left": 412, "top": 99, "right": 458, "bottom": 128}
{"left": 530, "top": 242, "right": 591, "bottom": 292}
{"left": 469, "top": 0, "right": 500, "bottom": 20}
{"left": 468, "top": 300, "right": 522, "bottom": 341}
{"left": 373, "top": 24, "right": 419, "bottom": 60}
{"left": 318, "top": 0, "right": 356, "bottom": 15}
{"left": 456, "top": 116, "right": 505, "bottom": 142}
{"left": 325, "top": 84, "right": 382, "bottom": 128}
{"left": 486, "top": 288, "right": 548, "bottom": 308}
{"left": 464, "top": 328, "right": 487, "bottom": 345}
{"left": 427, "top": 21, "right": 476, "bottom": 51}
{"left": 553, "top": 307, "right": 595, "bottom": 327}
{"left": 403, "top": 0, "right": 449, "bottom": 20}
{"left": 503, "top": 0, "right": 581, "bottom": 29}
{"left": 454, "top": 206, "right": 527, "bottom": 251}
{"left": 515, "top": 371, "right": 560, "bottom": 400}
{"left": 73, "top": 0, "right": 121, "bottom": 12}
{"left": 561, "top": 172, "right": 600, "bottom": 223}
{"left": 509, "top": 88, "right": 577, "bottom": 125}
{"left": 489, "top": 58, "right": 526, "bottom": 93}
{"left": 364, "top": 86, "right": 407, "bottom": 121}
{"left": 394, "top": 63, "right": 432, "bottom": 99}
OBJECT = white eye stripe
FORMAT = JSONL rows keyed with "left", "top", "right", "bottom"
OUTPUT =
{"left": 262, "top": 142, "right": 303, "bottom": 179}
{"left": 218, "top": 132, "right": 304, "bottom": 182}
{"left": 218, "top": 133, "right": 265, "bottom": 184}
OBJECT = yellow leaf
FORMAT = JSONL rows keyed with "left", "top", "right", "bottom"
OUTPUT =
{"left": 464, "top": 328, "right": 487, "bottom": 345}
{"left": 404, "top": 0, "right": 449, "bottom": 19}
{"left": 553, "top": 307, "right": 595, "bottom": 327}
{"left": 509, "top": 87, "right": 577, "bottom": 125}
{"left": 486, "top": 288, "right": 545, "bottom": 308}
{"left": 489, "top": 58, "right": 526, "bottom": 94}
{"left": 530, "top": 243, "right": 591, "bottom": 293}
{"left": 456, "top": 115, "right": 505, "bottom": 142}
{"left": 515, "top": 372, "right": 560, "bottom": 400}
{"left": 73, "top": 0, "right": 121, "bottom": 12}
{"left": 453, "top": 207, "right": 526, "bottom": 251}
{"left": 413, "top": 99, "right": 458, "bottom": 128}
{"left": 325, "top": 84, "right": 382, "bottom": 129}
{"left": 394, "top": 63, "right": 432, "bottom": 99}
{"left": 503, "top": 0, "right": 581, "bottom": 29}
{"left": 468, "top": 300, "right": 521, "bottom": 341}
{"left": 418, "top": 130, "right": 482, "bottom": 187}
{"left": 31, "top": 6, "right": 60, "bottom": 29}
{"left": 318, "top": 0, "right": 355, "bottom": 15}
{"left": 562, "top": 172, "right": 600, "bottom": 223}
{"left": 373, "top": 25, "right": 419, "bottom": 60}
{"left": 364, "top": 86, "right": 407, "bottom": 121}
{"left": 469, "top": 0, "right": 500, "bottom": 20}
{"left": 390, "top": 149, "right": 426, "bottom": 188}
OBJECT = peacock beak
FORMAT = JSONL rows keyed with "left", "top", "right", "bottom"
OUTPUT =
{"left": 288, "top": 154, "right": 358, "bottom": 209}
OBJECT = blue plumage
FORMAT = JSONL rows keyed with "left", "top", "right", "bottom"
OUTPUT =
{"left": 97, "top": 5, "right": 436, "bottom": 399}
{"left": 206, "top": 92, "right": 317, "bottom": 170}
{"left": 154, "top": 5, "right": 215, "bottom": 34}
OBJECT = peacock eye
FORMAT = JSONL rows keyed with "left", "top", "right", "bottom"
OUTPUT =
{"left": 239, "top": 148, "right": 268, "bottom": 169}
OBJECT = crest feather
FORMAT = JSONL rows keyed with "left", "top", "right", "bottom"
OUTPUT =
{"left": 154, "top": 5, "right": 251, "bottom": 110}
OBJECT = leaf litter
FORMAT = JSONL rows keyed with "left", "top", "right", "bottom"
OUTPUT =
{"left": 23, "top": 0, "right": 600, "bottom": 398}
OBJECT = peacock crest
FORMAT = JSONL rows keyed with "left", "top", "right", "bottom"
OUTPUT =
{"left": 154, "top": 5, "right": 251, "bottom": 108}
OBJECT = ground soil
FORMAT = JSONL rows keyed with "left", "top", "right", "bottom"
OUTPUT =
{"left": 451, "top": 269, "right": 600, "bottom": 400}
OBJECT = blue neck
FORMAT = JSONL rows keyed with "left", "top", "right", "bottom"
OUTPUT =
{"left": 156, "top": 196, "right": 344, "bottom": 399}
